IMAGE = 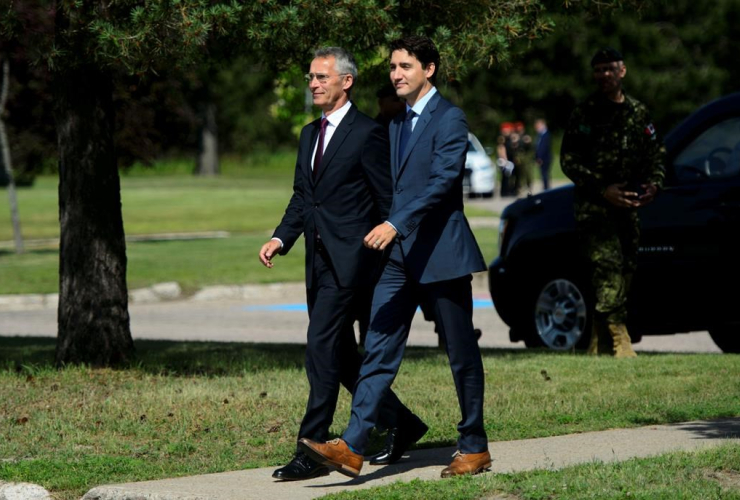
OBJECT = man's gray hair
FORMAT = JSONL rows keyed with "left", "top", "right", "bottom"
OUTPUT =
{"left": 314, "top": 47, "right": 358, "bottom": 80}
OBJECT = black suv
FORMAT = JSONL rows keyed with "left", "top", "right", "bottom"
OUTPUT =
{"left": 489, "top": 93, "right": 740, "bottom": 353}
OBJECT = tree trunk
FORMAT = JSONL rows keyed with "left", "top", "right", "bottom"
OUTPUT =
{"left": 195, "top": 101, "right": 219, "bottom": 176}
{"left": 54, "top": 63, "right": 134, "bottom": 366}
{"left": 0, "top": 58, "right": 24, "bottom": 254}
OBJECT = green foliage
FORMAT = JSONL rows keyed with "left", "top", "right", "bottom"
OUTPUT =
{"left": 1, "top": 0, "right": 666, "bottom": 166}
{"left": 458, "top": 1, "right": 740, "bottom": 141}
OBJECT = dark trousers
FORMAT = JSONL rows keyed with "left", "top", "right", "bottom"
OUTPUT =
{"left": 342, "top": 242, "right": 488, "bottom": 454}
{"left": 539, "top": 163, "right": 551, "bottom": 191}
{"left": 298, "top": 241, "right": 413, "bottom": 445}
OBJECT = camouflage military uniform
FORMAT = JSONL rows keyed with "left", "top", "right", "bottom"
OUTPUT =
{"left": 561, "top": 92, "right": 666, "bottom": 325}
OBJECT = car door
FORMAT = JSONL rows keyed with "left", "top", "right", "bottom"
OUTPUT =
{"left": 632, "top": 116, "right": 740, "bottom": 331}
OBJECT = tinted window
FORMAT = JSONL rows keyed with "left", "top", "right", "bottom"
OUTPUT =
{"left": 674, "top": 117, "right": 740, "bottom": 182}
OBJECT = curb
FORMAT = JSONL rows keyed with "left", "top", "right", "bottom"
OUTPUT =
{"left": 0, "top": 276, "right": 492, "bottom": 312}
{"left": 0, "top": 231, "right": 230, "bottom": 251}
{"left": 0, "top": 481, "right": 52, "bottom": 500}
{"left": 0, "top": 282, "right": 312, "bottom": 311}
{"left": 0, "top": 282, "right": 183, "bottom": 311}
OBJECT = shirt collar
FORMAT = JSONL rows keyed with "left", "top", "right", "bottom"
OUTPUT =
{"left": 322, "top": 100, "right": 353, "bottom": 127}
{"left": 406, "top": 86, "right": 437, "bottom": 116}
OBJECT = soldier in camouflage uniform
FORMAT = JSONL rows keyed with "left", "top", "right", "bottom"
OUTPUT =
{"left": 561, "top": 48, "right": 666, "bottom": 358}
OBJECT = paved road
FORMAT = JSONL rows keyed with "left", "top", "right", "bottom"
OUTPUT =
{"left": 0, "top": 274, "right": 722, "bottom": 353}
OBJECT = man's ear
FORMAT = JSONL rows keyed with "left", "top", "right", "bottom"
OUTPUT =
{"left": 619, "top": 63, "right": 627, "bottom": 78}
{"left": 342, "top": 74, "right": 354, "bottom": 92}
{"left": 424, "top": 62, "right": 436, "bottom": 80}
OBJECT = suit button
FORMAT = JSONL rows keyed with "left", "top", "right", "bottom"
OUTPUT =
{"left": 314, "top": 203, "right": 320, "bottom": 208}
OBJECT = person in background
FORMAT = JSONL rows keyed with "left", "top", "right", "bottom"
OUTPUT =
{"left": 560, "top": 48, "right": 665, "bottom": 358}
{"left": 375, "top": 84, "right": 406, "bottom": 130}
{"left": 534, "top": 118, "right": 552, "bottom": 191}
{"left": 496, "top": 122, "right": 515, "bottom": 197}
{"left": 512, "top": 121, "right": 534, "bottom": 195}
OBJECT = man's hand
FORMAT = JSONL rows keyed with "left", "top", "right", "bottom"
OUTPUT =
{"left": 636, "top": 183, "right": 658, "bottom": 206}
{"left": 364, "top": 222, "right": 397, "bottom": 251}
{"left": 603, "top": 183, "right": 640, "bottom": 208}
{"left": 259, "top": 239, "right": 282, "bottom": 268}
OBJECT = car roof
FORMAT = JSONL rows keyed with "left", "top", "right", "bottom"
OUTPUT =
{"left": 665, "top": 92, "right": 740, "bottom": 160}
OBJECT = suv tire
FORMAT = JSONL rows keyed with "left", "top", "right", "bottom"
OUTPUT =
{"left": 522, "top": 275, "right": 592, "bottom": 351}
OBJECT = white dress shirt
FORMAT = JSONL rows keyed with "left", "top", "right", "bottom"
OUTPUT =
{"left": 311, "top": 100, "right": 353, "bottom": 170}
{"left": 273, "top": 100, "right": 354, "bottom": 248}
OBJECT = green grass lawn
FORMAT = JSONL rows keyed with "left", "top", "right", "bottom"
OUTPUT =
{"left": 0, "top": 153, "right": 500, "bottom": 242}
{"left": 0, "top": 157, "right": 499, "bottom": 295}
{"left": 0, "top": 228, "right": 497, "bottom": 295}
{"left": 0, "top": 155, "right": 297, "bottom": 242}
{"left": 1, "top": 339, "right": 738, "bottom": 499}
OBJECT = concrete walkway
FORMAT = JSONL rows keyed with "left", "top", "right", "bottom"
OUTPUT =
{"left": 82, "top": 417, "right": 740, "bottom": 500}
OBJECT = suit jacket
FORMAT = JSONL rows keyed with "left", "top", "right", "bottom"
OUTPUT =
{"left": 387, "top": 92, "right": 486, "bottom": 284}
{"left": 273, "top": 104, "right": 393, "bottom": 289}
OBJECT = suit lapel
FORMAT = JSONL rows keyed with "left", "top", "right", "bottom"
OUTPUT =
{"left": 305, "top": 120, "right": 320, "bottom": 185}
{"left": 396, "top": 92, "right": 441, "bottom": 180}
{"left": 390, "top": 113, "right": 403, "bottom": 180}
{"left": 313, "top": 104, "right": 355, "bottom": 186}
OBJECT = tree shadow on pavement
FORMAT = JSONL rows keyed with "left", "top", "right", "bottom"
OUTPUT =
{"left": 670, "top": 418, "right": 740, "bottom": 440}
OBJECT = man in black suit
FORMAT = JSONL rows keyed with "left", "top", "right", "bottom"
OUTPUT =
{"left": 259, "top": 47, "right": 424, "bottom": 481}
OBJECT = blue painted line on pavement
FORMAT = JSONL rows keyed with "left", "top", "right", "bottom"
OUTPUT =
{"left": 244, "top": 303, "right": 307, "bottom": 312}
{"left": 243, "top": 299, "right": 493, "bottom": 313}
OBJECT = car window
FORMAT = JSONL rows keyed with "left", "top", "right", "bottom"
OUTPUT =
{"left": 674, "top": 117, "right": 740, "bottom": 182}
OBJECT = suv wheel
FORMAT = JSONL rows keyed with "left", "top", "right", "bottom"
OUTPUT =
{"left": 524, "top": 277, "right": 591, "bottom": 350}
{"left": 708, "top": 327, "right": 740, "bottom": 353}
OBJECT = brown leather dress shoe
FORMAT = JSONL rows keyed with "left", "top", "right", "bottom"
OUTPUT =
{"left": 298, "top": 438, "right": 363, "bottom": 478}
{"left": 440, "top": 450, "right": 492, "bottom": 478}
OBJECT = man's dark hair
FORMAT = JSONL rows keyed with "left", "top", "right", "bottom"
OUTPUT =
{"left": 390, "top": 36, "right": 440, "bottom": 83}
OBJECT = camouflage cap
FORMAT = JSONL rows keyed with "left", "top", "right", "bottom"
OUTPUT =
{"left": 591, "top": 47, "right": 623, "bottom": 67}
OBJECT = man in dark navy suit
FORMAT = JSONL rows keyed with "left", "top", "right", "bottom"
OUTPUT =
{"left": 535, "top": 118, "right": 552, "bottom": 190}
{"left": 299, "top": 36, "right": 491, "bottom": 479}
{"left": 259, "top": 46, "right": 423, "bottom": 481}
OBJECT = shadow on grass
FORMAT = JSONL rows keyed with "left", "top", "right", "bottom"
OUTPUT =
{"left": 0, "top": 336, "right": 675, "bottom": 377}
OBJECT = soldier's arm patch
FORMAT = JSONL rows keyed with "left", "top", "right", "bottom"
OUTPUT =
{"left": 644, "top": 123, "right": 657, "bottom": 140}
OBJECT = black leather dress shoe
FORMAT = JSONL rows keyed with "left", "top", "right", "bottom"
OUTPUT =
{"left": 272, "top": 451, "right": 330, "bottom": 481}
{"left": 368, "top": 415, "right": 429, "bottom": 465}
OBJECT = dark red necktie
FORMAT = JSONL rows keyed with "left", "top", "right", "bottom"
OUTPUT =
{"left": 313, "top": 118, "right": 329, "bottom": 179}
